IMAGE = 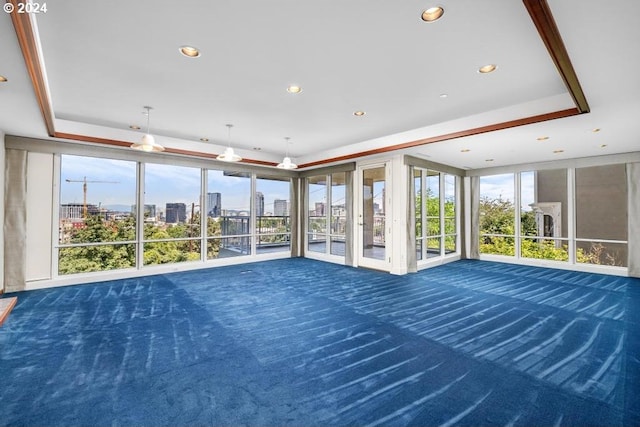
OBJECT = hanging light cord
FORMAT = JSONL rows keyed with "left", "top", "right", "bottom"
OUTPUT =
{"left": 226, "top": 124, "right": 233, "bottom": 147}
{"left": 144, "top": 106, "right": 152, "bottom": 135}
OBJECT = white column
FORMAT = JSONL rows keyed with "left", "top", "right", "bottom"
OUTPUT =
{"left": 390, "top": 154, "right": 408, "bottom": 275}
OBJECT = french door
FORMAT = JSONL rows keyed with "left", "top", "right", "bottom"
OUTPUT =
{"left": 357, "top": 163, "right": 391, "bottom": 271}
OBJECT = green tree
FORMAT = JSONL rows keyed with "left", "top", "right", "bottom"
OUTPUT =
{"left": 59, "top": 214, "right": 135, "bottom": 274}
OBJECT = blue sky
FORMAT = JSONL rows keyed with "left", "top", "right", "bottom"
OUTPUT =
{"left": 480, "top": 173, "right": 535, "bottom": 210}
{"left": 61, "top": 155, "right": 536, "bottom": 214}
{"left": 60, "top": 155, "right": 290, "bottom": 213}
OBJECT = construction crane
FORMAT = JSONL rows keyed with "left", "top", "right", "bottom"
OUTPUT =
{"left": 65, "top": 176, "right": 119, "bottom": 218}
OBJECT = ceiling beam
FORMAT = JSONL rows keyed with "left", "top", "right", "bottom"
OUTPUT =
{"left": 298, "top": 108, "right": 579, "bottom": 169}
{"left": 8, "top": 0, "right": 56, "bottom": 137}
{"left": 11, "top": 0, "right": 589, "bottom": 169}
{"left": 523, "top": 0, "right": 590, "bottom": 113}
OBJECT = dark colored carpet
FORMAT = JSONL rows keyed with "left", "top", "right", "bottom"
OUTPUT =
{"left": 1, "top": 259, "right": 639, "bottom": 426}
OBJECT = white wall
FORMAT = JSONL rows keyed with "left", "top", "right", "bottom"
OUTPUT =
{"left": 25, "top": 152, "right": 54, "bottom": 281}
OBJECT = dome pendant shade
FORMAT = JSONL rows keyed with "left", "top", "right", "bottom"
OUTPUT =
{"left": 217, "top": 124, "right": 242, "bottom": 162}
{"left": 217, "top": 146, "right": 242, "bottom": 162}
{"left": 131, "top": 133, "right": 164, "bottom": 152}
{"left": 277, "top": 156, "right": 297, "bottom": 169}
{"left": 131, "top": 106, "right": 164, "bottom": 152}
{"left": 277, "top": 137, "right": 297, "bottom": 169}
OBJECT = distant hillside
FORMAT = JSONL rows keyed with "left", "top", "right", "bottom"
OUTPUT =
{"left": 102, "top": 204, "right": 132, "bottom": 212}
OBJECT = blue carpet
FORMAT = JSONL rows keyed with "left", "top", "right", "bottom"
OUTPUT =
{"left": 1, "top": 259, "right": 639, "bottom": 426}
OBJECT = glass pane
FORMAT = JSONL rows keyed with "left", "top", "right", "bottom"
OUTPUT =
{"left": 444, "top": 235, "right": 456, "bottom": 254}
{"left": 531, "top": 169, "right": 568, "bottom": 238}
{"left": 308, "top": 175, "right": 327, "bottom": 253}
{"left": 256, "top": 234, "right": 291, "bottom": 254}
{"left": 143, "top": 240, "right": 201, "bottom": 266}
{"left": 520, "top": 171, "right": 536, "bottom": 237}
{"left": 444, "top": 218, "right": 456, "bottom": 235}
{"left": 256, "top": 175, "right": 291, "bottom": 253}
{"left": 207, "top": 170, "right": 251, "bottom": 237}
{"left": 59, "top": 155, "right": 137, "bottom": 245}
{"left": 308, "top": 233, "right": 326, "bottom": 253}
{"left": 521, "top": 238, "right": 569, "bottom": 261}
{"left": 414, "top": 169, "right": 422, "bottom": 238}
{"left": 330, "top": 238, "right": 346, "bottom": 256}
{"left": 576, "top": 165, "right": 628, "bottom": 241}
{"left": 58, "top": 244, "right": 135, "bottom": 275}
{"left": 480, "top": 235, "right": 515, "bottom": 256}
{"left": 444, "top": 174, "right": 456, "bottom": 231}
{"left": 479, "top": 174, "right": 515, "bottom": 256}
{"left": 331, "top": 172, "right": 347, "bottom": 239}
{"left": 426, "top": 171, "right": 440, "bottom": 236}
{"left": 416, "top": 239, "right": 423, "bottom": 261}
{"left": 207, "top": 237, "right": 250, "bottom": 259}
{"left": 427, "top": 238, "right": 441, "bottom": 258}
{"left": 362, "top": 166, "right": 385, "bottom": 260}
{"left": 577, "top": 241, "right": 627, "bottom": 267}
{"left": 145, "top": 163, "right": 201, "bottom": 239}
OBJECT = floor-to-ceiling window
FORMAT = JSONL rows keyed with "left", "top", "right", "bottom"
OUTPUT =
{"left": 521, "top": 169, "right": 569, "bottom": 261}
{"left": 143, "top": 163, "right": 202, "bottom": 265}
{"left": 478, "top": 165, "right": 628, "bottom": 269}
{"left": 479, "top": 173, "right": 516, "bottom": 256}
{"left": 575, "top": 164, "right": 628, "bottom": 267}
{"left": 414, "top": 168, "right": 459, "bottom": 262}
{"left": 306, "top": 172, "right": 347, "bottom": 259}
{"left": 255, "top": 175, "right": 291, "bottom": 254}
{"left": 58, "top": 155, "right": 138, "bottom": 274}
{"left": 206, "top": 170, "right": 251, "bottom": 259}
{"left": 56, "top": 154, "right": 294, "bottom": 276}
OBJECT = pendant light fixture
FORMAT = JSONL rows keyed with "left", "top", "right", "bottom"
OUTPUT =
{"left": 277, "top": 137, "right": 297, "bottom": 169}
{"left": 131, "top": 106, "right": 165, "bottom": 152}
{"left": 217, "top": 124, "right": 242, "bottom": 162}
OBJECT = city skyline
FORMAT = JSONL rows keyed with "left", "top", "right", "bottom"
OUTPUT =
{"left": 60, "top": 155, "right": 291, "bottom": 215}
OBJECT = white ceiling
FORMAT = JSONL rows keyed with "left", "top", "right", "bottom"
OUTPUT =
{"left": 1, "top": 0, "right": 639, "bottom": 170}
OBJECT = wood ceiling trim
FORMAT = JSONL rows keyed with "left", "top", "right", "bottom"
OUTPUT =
{"left": 523, "top": 0, "right": 590, "bottom": 113}
{"left": 298, "top": 108, "right": 579, "bottom": 169}
{"left": 54, "top": 132, "right": 279, "bottom": 167}
{"left": 12, "top": 0, "right": 589, "bottom": 170}
{"left": 9, "top": 0, "right": 56, "bottom": 137}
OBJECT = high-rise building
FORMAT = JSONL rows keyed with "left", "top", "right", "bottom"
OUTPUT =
{"left": 131, "top": 204, "right": 156, "bottom": 219}
{"left": 207, "top": 192, "right": 222, "bottom": 217}
{"left": 60, "top": 203, "right": 101, "bottom": 219}
{"left": 274, "top": 199, "right": 289, "bottom": 216}
{"left": 255, "top": 192, "right": 264, "bottom": 217}
{"left": 165, "top": 203, "right": 187, "bottom": 224}
{"left": 314, "top": 202, "right": 325, "bottom": 216}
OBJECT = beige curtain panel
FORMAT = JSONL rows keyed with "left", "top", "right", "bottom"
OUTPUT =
{"left": 4, "top": 149, "right": 27, "bottom": 292}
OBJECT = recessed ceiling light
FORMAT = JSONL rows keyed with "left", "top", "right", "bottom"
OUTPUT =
{"left": 553, "top": 149, "right": 564, "bottom": 154}
{"left": 592, "top": 128, "right": 601, "bottom": 133}
{"left": 421, "top": 7, "right": 444, "bottom": 22}
{"left": 353, "top": 111, "right": 366, "bottom": 116}
{"left": 129, "top": 125, "right": 141, "bottom": 130}
{"left": 439, "top": 93, "right": 448, "bottom": 98}
{"left": 179, "top": 46, "right": 201, "bottom": 58}
{"left": 0, "top": 75, "right": 7, "bottom": 82}
{"left": 200, "top": 137, "right": 209, "bottom": 142}
{"left": 287, "top": 85, "right": 302, "bottom": 94}
{"left": 537, "top": 136, "right": 549, "bottom": 141}
{"left": 478, "top": 64, "right": 497, "bottom": 74}
{"left": 461, "top": 149, "right": 471, "bottom": 153}
{"left": 600, "top": 144, "right": 608, "bottom": 148}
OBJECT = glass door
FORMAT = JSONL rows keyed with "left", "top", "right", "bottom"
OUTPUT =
{"left": 358, "top": 163, "right": 390, "bottom": 270}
